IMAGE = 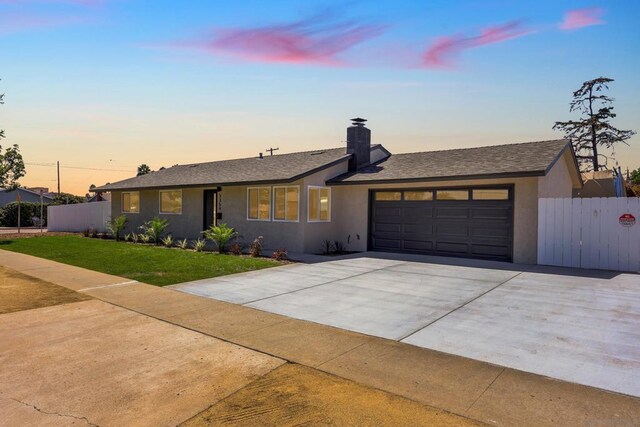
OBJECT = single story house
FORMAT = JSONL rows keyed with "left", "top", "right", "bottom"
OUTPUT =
{"left": 0, "top": 187, "right": 55, "bottom": 208}
{"left": 92, "top": 119, "right": 582, "bottom": 264}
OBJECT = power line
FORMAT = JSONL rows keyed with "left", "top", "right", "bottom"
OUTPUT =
{"left": 25, "top": 162, "right": 133, "bottom": 173}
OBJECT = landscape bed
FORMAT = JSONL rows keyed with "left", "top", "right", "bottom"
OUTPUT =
{"left": 0, "top": 235, "right": 281, "bottom": 286}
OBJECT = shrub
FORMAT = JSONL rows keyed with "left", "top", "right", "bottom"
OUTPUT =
{"left": 139, "top": 217, "right": 169, "bottom": 244}
{"left": 192, "top": 239, "right": 206, "bottom": 252}
{"left": 106, "top": 215, "right": 128, "bottom": 242}
{"left": 333, "top": 240, "right": 346, "bottom": 254}
{"left": 321, "top": 239, "right": 333, "bottom": 255}
{"left": 202, "top": 223, "right": 238, "bottom": 253}
{"left": 230, "top": 242, "right": 243, "bottom": 255}
{"left": 130, "top": 233, "right": 140, "bottom": 243}
{"left": 0, "top": 201, "right": 48, "bottom": 227}
{"left": 177, "top": 238, "right": 189, "bottom": 249}
{"left": 90, "top": 228, "right": 98, "bottom": 238}
{"left": 161, "top": 235, "right": 174, "bottom": 248}
{"left": 271, "top": 248, "right": 287, "bottom": 261}
{"left": 249, "top": 236, "right": 263, "bottom": 258}
{"left": 82, "top": 228, "right": 91, "bottom": 237}
{"left": 124, "top": 233, "right": 132, "bottom": 242}
{"left": 139, "top": 234, "right": 151, "bottom": 244}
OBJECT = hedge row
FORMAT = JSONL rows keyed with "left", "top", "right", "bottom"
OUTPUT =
{"left": 0, "top": 202, "right": 48, "bottom": 227}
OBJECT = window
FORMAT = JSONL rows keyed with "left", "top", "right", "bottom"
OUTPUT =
{"left": 436, "top": 190, "right": 469, "bottom": 200}
{"left": 308, "top": 187, "right": 331, "bottom": 222}
{"left": 375, "top": 191, "right": 401, "bottom": 201}
{"left": 274, "top": 186, "right": 299, "bottom": 222}
{"left": 159, "top": 190, "right": 182, "bottom": 214}
{"left": 247, "top": 187, "right": 271, "bottom": 220}
{"left": 404, "top": 191, "right": 433, "bottom": 201}
{"left": 122, "top": 191, "right": 139, "bottom": 213}
{"left": 472, "top": 189, "right": 509, "bottom": 200}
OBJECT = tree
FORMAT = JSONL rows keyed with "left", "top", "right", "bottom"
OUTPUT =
{"left": 630, "top": 167, "right": 640, "bottom": 185}
{"left": 0, "top": 86, "right": 26, "bottom": 189}
{"left": 137, "top": 164, "right": 151, "bottom": 176}
{"left": 553, "top": 77, "right": 636, "bottom": 172}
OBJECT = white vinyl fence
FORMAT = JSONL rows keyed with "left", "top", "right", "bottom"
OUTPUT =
{"left": 47, "top": 201, "right": 111, "bottom": 233}
{"left": 538, "top": 197, "right": 640, "bottom": 272}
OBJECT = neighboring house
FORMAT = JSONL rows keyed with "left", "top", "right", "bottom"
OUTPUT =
{"left": 0, "top": 187, "right": 55, "bottom": 208}
{"left": 92, "top": 119, "right": 582, "bottom": 264}
{"left": 573, "top": 169, "right": 626, "bottom": 198}
{"left": 86, "top": 192, "right": 111, "bottom": 203}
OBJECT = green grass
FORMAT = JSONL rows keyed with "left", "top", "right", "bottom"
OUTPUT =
{"left": 0, "top": 235, "right": 280, "bottom": 286}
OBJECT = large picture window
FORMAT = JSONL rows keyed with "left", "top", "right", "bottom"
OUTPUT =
{"left": 159, "top": 190, "right": 182, "bottom": 214}
{"left": 274, "top": 186, "right": 299, "bottom": 222}
{"left": 308, "top": 186, "right": 331, "bottom": 222}
{"left": 122, "top": 191, "right": 139, "bottom": 213}
{"left": 247, "top": 187, "right": 271, "bottom": 220}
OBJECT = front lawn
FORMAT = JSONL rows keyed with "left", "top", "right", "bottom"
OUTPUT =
{"left": 0, "top": 235, "right": 280, "bottom": 286}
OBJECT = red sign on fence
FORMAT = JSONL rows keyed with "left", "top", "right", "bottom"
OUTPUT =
{"left": 619, "top": 213, "right": 636, "bottom": 227}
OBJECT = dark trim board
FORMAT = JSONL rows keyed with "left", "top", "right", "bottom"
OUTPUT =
{"left": 368, "top": 185, "right": 515, "bottom": 262}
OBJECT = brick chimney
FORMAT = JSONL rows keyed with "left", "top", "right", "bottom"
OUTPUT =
{"left": 347, "top": 118, "right": 371, "bottom": 172}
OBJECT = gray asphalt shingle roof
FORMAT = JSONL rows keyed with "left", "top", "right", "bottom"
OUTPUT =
{"left": 327, "top": 139, "right": 570, "bottom": 184}
{"left": 92, "top": 147, "right": 351, "bottom": 191}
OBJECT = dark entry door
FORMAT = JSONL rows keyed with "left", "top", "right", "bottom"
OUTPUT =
{"left": 203, "top": 190, "right": 219, "bottom": 230}
{"left": 370, "top": 187, "right": 514, "bottom": 261}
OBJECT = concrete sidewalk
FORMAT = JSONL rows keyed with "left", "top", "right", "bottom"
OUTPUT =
{"left": 2, "top": 250, "right": 639, "bottom": 427}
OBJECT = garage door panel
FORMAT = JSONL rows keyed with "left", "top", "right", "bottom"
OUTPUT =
{"left": 471, "top": 207, "right": 511, "bottom": 220}
{"left": 435, "top": 241, "right": 469, "bottom": 255}
{"left": 403, "top": 206, "right": 434, "bottom": 218}
{"left": 403, "top": 240, "right": 433, "bottom": 251}
{"left": 403, "top": 223, "right": 433, "bottom": 234}
{"left": 435, "top": 207, "right": 469, "bottom": 219}
{"left": 374, "top": 223, "right": 402, "bottom": 233}
{"left": 371, "top": 188, "right": 513, "bottom": 261}
{"left": 372, "top": 238, "right": 402, "bottom": 250}
{"left": 470, "top": 225, "right": 511, "bottom": 239}
{"left": 435, "top": 223, "right": 469, "bottom": 237}
{"left": 471, "top": 244, "right": 510, "bottom": 257}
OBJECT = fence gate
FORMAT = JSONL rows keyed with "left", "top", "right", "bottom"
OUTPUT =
{"left": 537, "top": 198, "right": 640, "bottom": 272}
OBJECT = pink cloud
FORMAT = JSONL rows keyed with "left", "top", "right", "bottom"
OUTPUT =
{"left": 0, "top": 12, "right": 83, "bottom": 35}
{"left": 559, "top": 7, "right": 605, "bottom": 30}
{"left": 182, "top": 15, "right": 386, "bottom": 66}
{"left": 422, "top": 21, "right": 529, "bottom": 68}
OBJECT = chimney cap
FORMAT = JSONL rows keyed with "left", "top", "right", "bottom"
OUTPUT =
{"left": 350, "top": 117, "right": 367, "bottom": 126}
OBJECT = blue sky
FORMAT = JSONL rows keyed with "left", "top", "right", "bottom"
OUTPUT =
{"left": 1, "top": 0, "right": 639, "bottom": 194}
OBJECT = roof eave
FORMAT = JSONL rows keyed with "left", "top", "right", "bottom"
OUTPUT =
{"left": 326, "top": 170, "right": 547, "bottom": 186}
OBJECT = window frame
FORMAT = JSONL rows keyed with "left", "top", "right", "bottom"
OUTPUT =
{"left": 246, "top": 187, "right": 272, "bottom": 221}
{"left": 158, "top": 189, "right": 183, "bottom": 215}
{"left": 121, "top": 191, "right": 140, "bottom": 214}
{"left": 307, "top": 186, "right": 331, "bottom": 223}
{"left": 272, "top": 185, "right": 300, "bottom": 223}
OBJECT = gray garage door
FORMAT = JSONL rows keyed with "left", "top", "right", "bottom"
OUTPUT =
{"left": 370, "top": 188, "right": 514, "bottom": 261}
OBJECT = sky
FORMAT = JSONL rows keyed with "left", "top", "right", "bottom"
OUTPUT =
{"left": 1, "top": 0, "right": 639, "bottom": 196}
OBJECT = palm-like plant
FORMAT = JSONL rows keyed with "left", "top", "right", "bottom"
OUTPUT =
{"left": 139, "top": 217, "right": 169, "bottom": 245}
{"left": 106, "top": 215, "right": 128, "bottom": 242}
{"left": 202, "top": 223, "right": 238, "bottom": 253}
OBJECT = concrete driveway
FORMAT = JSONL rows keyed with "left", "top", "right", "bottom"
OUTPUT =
{"left": 173, "top": 253, "right": 640, "bottom": 398}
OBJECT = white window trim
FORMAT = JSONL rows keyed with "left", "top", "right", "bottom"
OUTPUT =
{"left": 307, "top": 186, "right": 331, "bottom": 223}
{"left": 121, "top": 191, "right": 140, "bottom": 214}
{"left": 159, "top": 189, "right": 183, "bottom": 215}
{"left": 247, "top": 187, "right": 272, "bottom": 221}
{"left": 273, "top": 185, "right": 300, "bottom": 223}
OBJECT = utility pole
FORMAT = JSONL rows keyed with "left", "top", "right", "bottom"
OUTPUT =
{"left": 266, "top": 147, "right": 279, "bottom": 156}
{"left": 57, "top": 161, "right": 61, "bottom": 195}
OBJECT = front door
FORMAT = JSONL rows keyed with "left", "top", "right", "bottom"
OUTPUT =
{"left": 203, "top": 189, "right": 219, "bottom": 230}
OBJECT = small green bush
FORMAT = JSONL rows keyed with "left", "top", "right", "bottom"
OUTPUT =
{"left": 177, "top": 238, "right": 189, "bottom": 249}
{"left": 202, "top": 222, "right": 238, "bottom": 253}
{"left": 106, "top": 215, "right": 128, "bottom": 242}
{"left": 192, "top": 239, "right": 206, "bottom": 252}
{"left": 139, "top": 217, "right": 169, "bottom": 245}
{"left": 161, "top": 235, "right": 174, "bottom": 248}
